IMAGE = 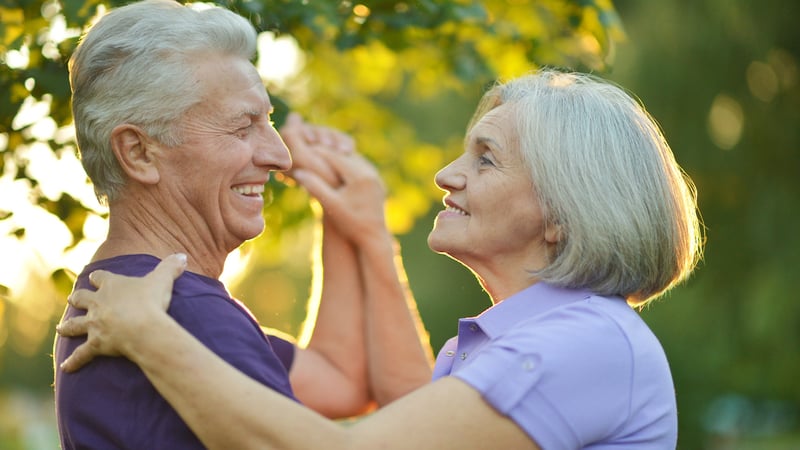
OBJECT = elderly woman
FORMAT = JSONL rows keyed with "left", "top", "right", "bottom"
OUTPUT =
{"left": 59, "top": 69, "right": 703, "bottom": 449}
{"left": 54, "top": 1, "right": 432, "bottom": 449}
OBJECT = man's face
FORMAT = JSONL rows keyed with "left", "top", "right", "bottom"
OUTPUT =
{"left": 157, "top": 54, "right": 291, "bottom": 252}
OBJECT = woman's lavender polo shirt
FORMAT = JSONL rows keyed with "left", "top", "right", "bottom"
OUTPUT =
{"left": 54, "top": 254, "right": 297, "bottom": 449}
{"left": 432, "top": 283, "right": 677, "bottom": 449}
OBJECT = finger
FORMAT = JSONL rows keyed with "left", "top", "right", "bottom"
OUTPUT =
{"left": 60, "top": 343, "right": 98, "bottom": 373}
{"left": 67, "top": 289, "right": 95, "bottom": 310}
{"left": 319, "top": 150, "right": 376, "bottom": 178}
{"left": 279, "top": 113, "right": 309, "bottom": 148}
{"left": 87, "top": 269, "right": 113, "bottom": 289}
{"left": 281, "top": 112, "right": 303, "bottom": 131}
{"left": 303, "top": 123, "right": 320, "bottom": 144}
{"left": 292, "top": 169, "right": 339, "bottom": 207}
{"left": 142, "top": 254, "right": 186, "bottom": 310}
{"left": 330, "top": 131, "right": 355, "bottom": 153}
{"left": 56, "top": 315, "right": 91, "bottom": 337}
{"left": 154, "top": 253, "right": 187, "bottom": 282}
{"left": 293, "top": 163, "right": 339, "bottom": 187}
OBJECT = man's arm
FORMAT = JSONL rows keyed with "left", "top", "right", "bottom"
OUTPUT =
{"left": 288, "top": 217, "right": 373, "bottom": 417}
{"left": 293, "top": 151, "right": 434, "bottom": 404}
{"left": 277, "top": 115, "right": 372, "bottom": 417}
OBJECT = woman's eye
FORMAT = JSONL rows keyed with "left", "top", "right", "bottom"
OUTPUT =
{"left": 478, "top": 155, "right": 495, "bottom": 166}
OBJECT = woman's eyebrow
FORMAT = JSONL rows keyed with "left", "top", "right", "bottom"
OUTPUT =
{"left": 475, "top": 136, "right": 503, "bottom": 151}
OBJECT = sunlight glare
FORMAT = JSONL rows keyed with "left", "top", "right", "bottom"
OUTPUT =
{"left": 27, "top": 117, "right": 57, "bottom": 142}
{"left": 12, "top": 95, "right": 50, "bottom": 130}
{"left": 708, "top": 94, "right": 744, "bottom": 150}
{"left": 61, "top": 213, "right": 107, "bottom": 276}
{"left": 257, "top": 32, "right": 305, "bottom": 88}
{"left": 746, "top": 61, "right": 779, "bottom": 102}
{"left": 220, "top": 247, "right": 252, "bottom": 287}
{"left": 3, "top": 46, "right": 29, "bottom": 69}
{"left": 0, "top": 174, "right": 72, "bottom": 300}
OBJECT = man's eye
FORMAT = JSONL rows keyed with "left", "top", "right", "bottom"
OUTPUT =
{"left": 235, "top": 124, "right": 253, "bottom": 138}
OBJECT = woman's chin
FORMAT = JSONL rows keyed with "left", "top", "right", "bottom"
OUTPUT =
{"left": 426, "top": 237, "right": 461, "bottom": 261}
{"left": 426, "top": 233, "right": 447, "bottom": 254}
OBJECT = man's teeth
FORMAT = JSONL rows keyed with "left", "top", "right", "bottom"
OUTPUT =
{"left": 446, "top": 206, "right": 468, "bottom": 215}
{"left": 232, "top": 185, "right": 264, "bottom": 195}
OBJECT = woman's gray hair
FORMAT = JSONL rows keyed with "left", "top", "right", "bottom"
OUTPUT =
{"left": 468, "top": 69, "right": 703, "bottom": 306}
{"left": 69, "top": 0, "right": 258, "bottom": 203}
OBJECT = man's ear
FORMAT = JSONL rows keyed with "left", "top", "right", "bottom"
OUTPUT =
{"left": 110, "top": 124, "right": 160, "bottom": 185}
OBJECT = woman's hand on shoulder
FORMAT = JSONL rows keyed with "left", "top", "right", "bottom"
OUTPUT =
{"left": 56, "top": 253, "right": 187, "bottom": 372}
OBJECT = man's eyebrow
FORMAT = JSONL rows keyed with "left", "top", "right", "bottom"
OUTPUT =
{"left": 227, "top": 109, "right": 264, "bottom": 123}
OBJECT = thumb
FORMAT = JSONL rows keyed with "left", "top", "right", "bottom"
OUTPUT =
{"left": 146, "top": 253, "right": 186, "bottom": 311}
{"left": 293, "top": 169, "right": 337, "bottom": 206}
{"left": 280, "top": 112, "right": 304, "bottom": 133}
{"left": 151, "top": 253, "right": 187, "bottom": 284}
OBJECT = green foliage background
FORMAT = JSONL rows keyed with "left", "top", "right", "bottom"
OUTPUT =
{"left": 1, "top": 0, "right": 798, "bottom": 448}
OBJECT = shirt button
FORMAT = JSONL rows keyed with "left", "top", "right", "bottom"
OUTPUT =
{"left": 522, "top": 360, "right": 535, "bottom": 371}
{"left": 469, "top": 324, "right": 478, "bottom": 332}
{"left": 460, "top": 352, "right": 468, "bottom": 360}
{"left": 445, "top": 350, "right": 455, "bottom": 357}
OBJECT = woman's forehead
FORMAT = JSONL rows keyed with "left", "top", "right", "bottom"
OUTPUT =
{"left": 468, "top": 105, "right": 520, "bottom": 148}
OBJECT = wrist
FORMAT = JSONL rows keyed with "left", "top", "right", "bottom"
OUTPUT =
{"left": 120, "top": 312, "right": 177, "bottom": 363}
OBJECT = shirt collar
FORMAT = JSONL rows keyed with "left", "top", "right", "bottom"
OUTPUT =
{"left": 471, "top": 282, "right": 594, "bottom": 339}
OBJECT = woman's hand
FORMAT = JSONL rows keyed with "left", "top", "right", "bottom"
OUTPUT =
{"left": 56, "top": 253, "right": 187, "bottom": 372}
{"left": 280, "top": 112, "right": 354, "bottom": 187}
{"left": 292, "top": 151, "right": 388, "bottom": 246}
{"left": 280, "top": 113, "right": 388, "bottom": 244}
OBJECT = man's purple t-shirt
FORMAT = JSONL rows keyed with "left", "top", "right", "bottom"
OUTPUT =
{"left": 54, "top": 254, "right": 297, "bottom": 449}
{"left": 432, "top": 282, "right": 678, "bottom": 449}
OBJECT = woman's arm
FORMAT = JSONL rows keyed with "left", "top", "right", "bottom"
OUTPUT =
{"left": 59, "top": 262, "right": 537, "bottom": 449}
{"left": 277, "top": 115, "right": 372, "bottom": 417}
{"left": 293, "top": 151, "right": 434, "bottom": 404}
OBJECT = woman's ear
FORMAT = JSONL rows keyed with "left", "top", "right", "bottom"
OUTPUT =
{"left": 110, "top": 124, "right": 160, "bottom": 185}
{"left": 544, "top": 221, "right": 563, "bottom": 244}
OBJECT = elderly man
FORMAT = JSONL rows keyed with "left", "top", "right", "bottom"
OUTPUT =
{"left": 53, "top": 1, "right": 432, "bottom": 448}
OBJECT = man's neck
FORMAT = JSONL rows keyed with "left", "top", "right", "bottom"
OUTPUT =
{"left": 93, "top": 196, "right": 228, "bottom": 278}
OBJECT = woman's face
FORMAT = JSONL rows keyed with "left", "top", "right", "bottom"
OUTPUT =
{"left": 428, "top": 103, "right": 558, "bottom": 285}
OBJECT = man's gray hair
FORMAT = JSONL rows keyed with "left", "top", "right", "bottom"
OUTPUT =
{"left": 70, "top": 0, "right": 257, "bottom": 203}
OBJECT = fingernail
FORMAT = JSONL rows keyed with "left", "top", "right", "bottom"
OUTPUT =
{"left": 175, "top": 253, "right": 187, "bottom": 266}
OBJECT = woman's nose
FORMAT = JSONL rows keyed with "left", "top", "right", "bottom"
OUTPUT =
{"left": 434, "top": 158, "right": 466, "bottom": 191}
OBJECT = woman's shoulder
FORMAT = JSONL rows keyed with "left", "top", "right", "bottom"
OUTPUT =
{"left": 497, "top": 294, "right": 668, "bottom": 375}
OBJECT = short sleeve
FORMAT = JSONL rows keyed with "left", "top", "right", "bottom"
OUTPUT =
{"left": 266, "top": 334, "right": 296, "bottom": 372}
{"left": 453, "top": 305, "right": 635, "bottom": 449}
{"left": 170, "top": 294, "right": 296, "bottom": 401}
